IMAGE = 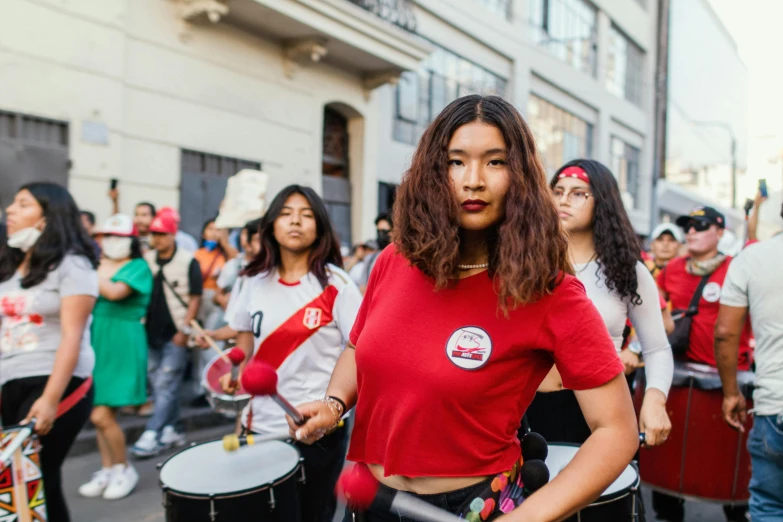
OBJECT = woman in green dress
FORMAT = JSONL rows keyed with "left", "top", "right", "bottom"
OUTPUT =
{"left": 78, "top": 214, "right": 153, "bottom": 500}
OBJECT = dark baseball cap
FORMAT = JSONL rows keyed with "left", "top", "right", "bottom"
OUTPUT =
{"left": 675, "top": 206, "right": 726, "bottom": 229}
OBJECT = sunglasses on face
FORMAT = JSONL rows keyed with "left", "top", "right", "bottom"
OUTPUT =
{"left": 684, "top": 220, "right": 712, "bottom": 233}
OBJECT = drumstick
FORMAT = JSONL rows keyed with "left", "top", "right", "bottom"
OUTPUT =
{"left": 0, "top": 419, "right": 35, "bottom": 470}
{"left": 338, "top": 464, "right": 464, "bottom": 522}
{"left": 190, "top": 320, "right": 229, "bottom": 363}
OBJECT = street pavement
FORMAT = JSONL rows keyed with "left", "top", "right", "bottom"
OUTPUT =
{"left": 65, "top": 426, "right": 729, "bottom": 522}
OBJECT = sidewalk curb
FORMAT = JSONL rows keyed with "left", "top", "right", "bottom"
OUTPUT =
{"left": 70, "top": 406, "right": 234, "bottom": 458}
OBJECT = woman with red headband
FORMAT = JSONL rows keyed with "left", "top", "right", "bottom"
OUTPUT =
{"left": 527, "top": 159, "right": 673, "bottom": 520}
{"left": 288, "top": 96, "right": 639, "bottom": 521}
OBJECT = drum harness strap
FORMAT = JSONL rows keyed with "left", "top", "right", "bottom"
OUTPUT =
{"left": 56, "top": 376, "right": 93, "bottom": 418}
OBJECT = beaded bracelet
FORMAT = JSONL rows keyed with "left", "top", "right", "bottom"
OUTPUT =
{"left": 318, "top": 397, "right": 343, "bottom": 429}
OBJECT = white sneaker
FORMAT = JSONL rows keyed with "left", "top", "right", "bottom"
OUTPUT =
{"left": 102, "top": 464, "right": 139, "bottom": 500}
{"left": 159, "top": 426, "right": 186, "bottom": 449}
{"left": 131, "top": 430, "right": 161, "bottom": 459}
{"left": 78, "top": 468, "right": 112, "bottom": 498}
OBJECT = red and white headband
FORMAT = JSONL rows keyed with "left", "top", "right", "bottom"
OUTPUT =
{"left": 557, "top": 166, "right": 589, "bottom": 185}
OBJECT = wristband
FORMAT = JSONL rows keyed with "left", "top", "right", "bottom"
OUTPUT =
{"left": 327, "top": 395, "right": 347, "bottom": 415}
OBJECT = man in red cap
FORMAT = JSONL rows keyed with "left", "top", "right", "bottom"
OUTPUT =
{"left": 131, "top": 207, "right": 203, "bottom": 458}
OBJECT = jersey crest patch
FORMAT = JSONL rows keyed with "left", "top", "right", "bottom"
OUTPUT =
{"left": 303, "top": 307, "right": 323, "bottom": 330}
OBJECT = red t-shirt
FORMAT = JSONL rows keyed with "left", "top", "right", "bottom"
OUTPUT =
{"left": 657, "top": 257, "right": 751, "bottom": 370}
{"left": 347, "top": 247, "right": 623, "bottom": 478}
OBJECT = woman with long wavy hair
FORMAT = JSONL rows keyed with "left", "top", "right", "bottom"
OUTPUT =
{"left": 0, "top": 183, "right": 99, "bottom": 522}
{"left": 225, "top": 185, "right": 362, "bottom": 522}
{"left": 527, "top": 159, "right": 674, "bottom": 520}
{"left": 288, "top": 96, "right": 639, "bottom": 521}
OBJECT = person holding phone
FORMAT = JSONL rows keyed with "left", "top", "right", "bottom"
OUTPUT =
{"left": 746, "top": 179, "right": 768, "bottom": 246}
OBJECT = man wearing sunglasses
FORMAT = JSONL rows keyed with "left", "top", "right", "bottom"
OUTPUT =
{"left": 654, "top": 206, "right": 752, "bottom": 522}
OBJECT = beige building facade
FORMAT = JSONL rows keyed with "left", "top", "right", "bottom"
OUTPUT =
{"left": 1, "top": 0, "right": 660, "bottom": 243}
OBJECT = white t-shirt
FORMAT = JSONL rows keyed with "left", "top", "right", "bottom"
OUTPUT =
{"left": 721, "top": 236, "right": 783, "bottom": 416}
{"left": 0, "top": 255, "right": 98, "bottom": 385}
{"left": 575, "top": 260, "right": 673, "bottom": 396}
{"left": 228, "top": 264, "right": 362, "bottom": 436}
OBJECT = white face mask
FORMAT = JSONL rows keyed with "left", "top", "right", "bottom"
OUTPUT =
{"left": 102, "top": 236, "right": 133, "bottom": 260}
{"left": 7, "top": 222, "right": 43, "bottom": 253}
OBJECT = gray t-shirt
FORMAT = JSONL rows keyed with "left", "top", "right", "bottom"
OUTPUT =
{"left": 0, "top": 254, "right": 98, "bottom": 385}
{"left": 721, "top": 235, "right": 783, "bottom": 416}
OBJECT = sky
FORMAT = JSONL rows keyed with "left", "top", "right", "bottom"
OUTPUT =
{"left": 708, "top": 0, "right": 783, "bottom": 141}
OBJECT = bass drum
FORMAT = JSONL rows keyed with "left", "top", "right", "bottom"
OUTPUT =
{"left": 159, "top": 439, "right": 303, "bottom": 521}
{"left": 633, "top": 361, "right": 754, "bottom": 502}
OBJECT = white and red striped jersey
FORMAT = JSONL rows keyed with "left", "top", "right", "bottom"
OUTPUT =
{"left": 228, "top": 264, "right": 361, "bottom": 436}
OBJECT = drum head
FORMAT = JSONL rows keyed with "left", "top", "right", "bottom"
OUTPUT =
{"left": 160, "top": 439, "right": 300, "bottom": 497}
{"left": 546, "top": 444, "right": 639, "bottom": 502}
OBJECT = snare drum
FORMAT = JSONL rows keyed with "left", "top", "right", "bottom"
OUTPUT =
{"left": 547, "top": 444, "right": 641, "bottom": 522}
{"left": 202, "top": 353, "right": 251, "bottom": 416}
{"left": 0, "top": 426, "right": 47, "bottom": 522}
{"left": 633, "top": 361, "right": 754, "bottom": 502}
{"left": 159, "top": 439, "right": 304, "bottom": 521}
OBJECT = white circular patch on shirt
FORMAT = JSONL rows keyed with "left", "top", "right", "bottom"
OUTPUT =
{"left": 702, "top": 282, "right": 722, "bottom": 303}
{"left": 445, "top": 326, "right": 493, "bottom": 370}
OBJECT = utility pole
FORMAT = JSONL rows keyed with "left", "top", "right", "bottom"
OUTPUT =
{"left": 650, "top": 0, "right": 670, "bottom": 232}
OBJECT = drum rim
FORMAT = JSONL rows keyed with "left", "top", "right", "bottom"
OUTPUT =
{"left": 159, "top": 438, "right": 302, "bottom": 499}
{"left": 201, "top": 353, "right": 252, "bottom": 403}
{"left": 548, "top": 443, "right": 641, "bottom": 505}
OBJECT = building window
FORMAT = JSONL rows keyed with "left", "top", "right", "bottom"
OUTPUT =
{"left": 393, "top": 45, "right": 507, "bottom": 145}
{"left": 527, "top": 94, "right": 594, "bottom": 174}
{"left": 610, "top": 136, "right": 641, "bottom": 208}
{"left": 606, "top": 25, "right": 645, "bottom": 106}
{"left": 473, "top": 0, "right": 511, "bottom": 19}
{"left": 529, "top": 0, "right": 598, "bottom": 77}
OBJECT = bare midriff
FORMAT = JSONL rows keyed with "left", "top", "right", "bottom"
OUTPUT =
{"left": 368, "top": 464, "right": 490, "bottom": 495}
{"left": 537, "top": 365, "right": 565, "bottom": 393}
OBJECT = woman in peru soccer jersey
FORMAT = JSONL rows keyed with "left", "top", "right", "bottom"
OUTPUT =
{"left": 289, "top": 96, "right": 639, "bottom": 521}
{"left": 227, "top": 184, "right": 362, "bottom": 522}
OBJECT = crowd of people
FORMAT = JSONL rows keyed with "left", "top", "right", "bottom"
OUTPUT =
{"left": 0, "top": 94, "right": 780, "bottom": 522}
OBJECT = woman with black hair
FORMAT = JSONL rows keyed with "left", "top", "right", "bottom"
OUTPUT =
{"left": 527, "top": 159, "right": 673, "bottom": 520}
{"left": 226, "top": 185, "right": 362, "bottom": 522}
{"left": 79, "top": 214, "right": 153, "bottom": 500}
{"left": 0, "top": 182, "right": 99, "bottom": 522}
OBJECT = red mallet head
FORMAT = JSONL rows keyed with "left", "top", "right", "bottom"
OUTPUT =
{"left": 226, "top": 347, "right": 245, "bottom": 366}
{"left": 240, "top": 360, "right": 278, "bottom": 396}
{"left": 336, "top": 464, "right": 379, "bottom": 510}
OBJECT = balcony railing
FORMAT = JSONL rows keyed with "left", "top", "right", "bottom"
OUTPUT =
{"left": 347, "top": 0, "right": 417, "bottom": 33}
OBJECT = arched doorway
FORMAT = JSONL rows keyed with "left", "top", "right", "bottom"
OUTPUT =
{"left": 322, "top": 104, "right": 361, "bottom": 248}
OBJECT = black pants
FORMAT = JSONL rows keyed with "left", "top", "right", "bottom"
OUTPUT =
{"left": 1, "top": 376, "right": 93, "bottom": 522}
{"left": 343, "top": 479, "right": 500, "bottom": 522}
{"left": 253, "top": 423, "right": 347, "bottom": 522}
{"left": 525, "top": 390, "right": 646, "bottom": 522}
